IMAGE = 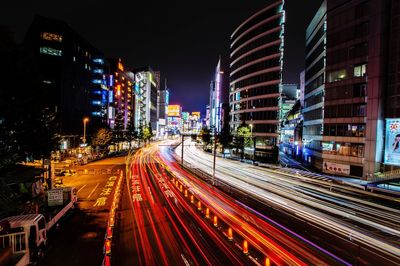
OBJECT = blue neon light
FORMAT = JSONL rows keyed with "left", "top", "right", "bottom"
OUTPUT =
{"left": 93, "top": 68, "right": 103, "bottom": 74}
{"left": 93, "top": 58, "right": 104, "bottom": 64}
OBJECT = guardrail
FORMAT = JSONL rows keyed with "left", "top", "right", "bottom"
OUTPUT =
{"left": 101, "top": 170, "right": 124, "bottom": 266}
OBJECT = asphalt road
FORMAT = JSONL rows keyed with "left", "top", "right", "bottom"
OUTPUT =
{"left": 39, "top": 156, "right": 126, "bottom": 266}
{"left": 111, "top": 143, "right": 346, "bottom": 266}
{"left": 112, "top": 146, "right": 248, "bottom": 266}
{"left": 175, "top": 141, "right": 400, "bottom": 265}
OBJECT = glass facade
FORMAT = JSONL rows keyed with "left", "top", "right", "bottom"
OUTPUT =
{"left": 229, "top": 0, "right": 284, "bottom": 161}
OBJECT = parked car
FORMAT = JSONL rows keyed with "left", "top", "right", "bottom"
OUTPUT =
{"left": 55, "top": 169, "right": 76, "bottom": 177}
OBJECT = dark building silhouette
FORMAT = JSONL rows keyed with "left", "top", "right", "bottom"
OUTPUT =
{"left": 24, "top": 15, "right": 109, "bottom": 142}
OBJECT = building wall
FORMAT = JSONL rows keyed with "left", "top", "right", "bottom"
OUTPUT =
{"left": 303, "top": 0, "right": 399, "bottom": 178}
{"left": 303, "top": 0, "right": 326, "bottom": 170}
{"left": 24, "top": 15, "right": 108, "bottom": 137}
{"left": 229, "top": 0, "right": 285, "bottom": 161}
{"left": 109, "top": 58, "right": 134, "bottom": 131}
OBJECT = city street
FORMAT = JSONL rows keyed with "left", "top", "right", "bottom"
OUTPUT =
{"left": 110, "top": 142, "right": 351, "bottom": 265}
{"left": 39, "top": 157, "right": 126, "bottom": 266}
{"left": 174, "top": 140, "right": 400, "bottom": 265}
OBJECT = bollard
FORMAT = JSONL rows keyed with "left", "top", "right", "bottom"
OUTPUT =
{"left": 228, "top": 227, "right": 233, "bottom": 241}
{"left": 213, "top": 215, "right": 218, "bottom": 227}
{"left": 243, "top": 240, "right": 249, "bottom": 254}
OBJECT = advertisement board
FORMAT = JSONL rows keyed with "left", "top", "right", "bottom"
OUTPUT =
{"left": 191, "top": 112, "right": 200, "bottom": 120}
{"left": 167, "top": 105, "right": 181, "bottom": 117}
{"left": 47, "top": 188, "right": 64, "bottom": 206}
{"left": 323, "top": 161, "right": 350, "bottom": 175}
{"left": 384, "top": 118, "right": 400, "bottom": 166}
{"left": 158, "top": 118, "right": 166, "bottom": 126}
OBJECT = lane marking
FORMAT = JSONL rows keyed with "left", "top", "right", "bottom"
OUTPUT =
{"left": 87, "top": 183, "right": 100, "bottom": 199}
{"left": 77, "top": 184, "right": 87, "bottom": 194}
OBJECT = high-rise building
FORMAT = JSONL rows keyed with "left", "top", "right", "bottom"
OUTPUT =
{"left": 229, "top": 1, "right": 285, "bottom": 161}
{"left": 209, "top": 58, "right": 224, "bottom": 133}
{"left": 24, "top": 15, "right": 109, "bottom": 140}
{"left": 108, "top": 58, "right": 134, "bottom": 131}
{"left": 157, "top": 79, "right": 169, "bottom": 137}
{"left": 305, "top": 0, "right": 400, "bottom": 178}
{"left": 302, "top": 1, "right": 327, "bottom": 170}
{"left": 130, "top": 67, "right": 159, "bottom": 133}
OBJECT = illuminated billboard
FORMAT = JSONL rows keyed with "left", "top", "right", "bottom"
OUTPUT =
{"left": 384, "top": 118, "right": 400, "bottom": 166}
{"left": 191, "top": 112, "right": 200, "bottom": 120}
{"left": 167, "top": 105, "right": 181, "bottom": 117}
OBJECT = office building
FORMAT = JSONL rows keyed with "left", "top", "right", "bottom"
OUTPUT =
{"left": 229, "top": 0, "right": 285, "bottom": 161}
{"left": 108, "top": 58, "right": 134, "bottom": 131}
{"left": 302, "top": 1, "right": 327, "bottom": 170}
{"left": 24, "top": 15, "right": 109, "bottom": 148}
{"left": 304, "top": 0, "right": 400, "bottom": 178}
{"left": 157, "top": 79, "right": 169, "bottom": 137}
{"left": 209, "top": 58, "right": 224, "bottom": 133}
{"left": 130, "top": 67, "right": 159, "bottom": 133}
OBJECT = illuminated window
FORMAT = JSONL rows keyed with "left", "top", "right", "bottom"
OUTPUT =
{"left": 92, "top": 79, "right": 102, "bottom": 84}
{"left": 353, "top": 64, "right": 367, "bottom": 77}
{"left": 91, "top": 100, "right": 101, "bottom": 105}
{"left": 93, "top": 58, "right": 104, "bottom": 64}
{"left": 93, "top": 69, "right": 103, "bottom": 74}
{"left": 73, "top": 56, "right": 76, "bottom": 62}
{"left": 41, "top": 32, "right": 62, "bottom": 42}
{"left": 328, "top": 69, "right": 346, "bottom": 82}
{"left": 40, "top": 47, "right": 62, "bottom": 56}
{"left": 92, "top": 112, "right": 101, "bottom": 116}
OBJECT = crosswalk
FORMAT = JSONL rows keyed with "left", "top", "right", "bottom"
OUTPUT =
{"left": 280, "top": 169, "right": 333, "bottom": 182}
{"left": 75, "top": 168, "right": 119, "bottom": 175}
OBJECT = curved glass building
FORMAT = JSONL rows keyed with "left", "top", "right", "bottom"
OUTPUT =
{"left": 229, "top": 1, "right": 285, "bottom": 161}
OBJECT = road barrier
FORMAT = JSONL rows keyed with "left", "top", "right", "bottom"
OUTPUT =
{"left": 101, "top": 170, "right": 124, "bottom": 266}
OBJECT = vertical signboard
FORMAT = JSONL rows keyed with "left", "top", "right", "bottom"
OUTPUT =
{"left": 384, "top": 118, "right": 400, "bottom": 166}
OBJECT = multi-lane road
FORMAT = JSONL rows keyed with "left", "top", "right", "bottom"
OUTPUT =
{"left": 112, "top": 142, "right": 352, "bottom": 265}
{"left": 174, "top": 140, "right": 400, "bottom": 265}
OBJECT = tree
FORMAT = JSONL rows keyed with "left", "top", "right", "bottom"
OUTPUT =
{"left": 218, "top": 126, "right": 233, "bottom": 156}
{"left": 125, "top": 121, "right": 137, "bottom": 149}
{"left": 92, "top": 128, "right": 112, "bottom": 153}
{"left": 199, "top": 126, "right": 211, "bottom": 146}
{"left": 234, "top": 121, "right": 252, "bottom": 160}
{"left": 142, "top": 123, "right": 153, "bottom": 143}
{"left": 111, "top": 112, "right": 125, "bottom": 150}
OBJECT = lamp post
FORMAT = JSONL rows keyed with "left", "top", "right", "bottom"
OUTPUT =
{"left": 249, "top": 124, "right": 254, "bottom": 164}
{"left": 83, "top": 117, "right": 89, "bottom": 145}
{"left": 212, "top": 126, "right": 217, "bottom": 186}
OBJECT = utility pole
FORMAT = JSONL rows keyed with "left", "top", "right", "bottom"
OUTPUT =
{"left": 212, "top": 127, "right": 217, "bottom": 186}
{"left": 181, "top": 134, "right": 184, "bottom": 165}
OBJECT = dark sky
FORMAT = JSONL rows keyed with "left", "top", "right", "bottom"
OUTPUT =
{"left": 1, "top": 0, "right": 322, "bottom": 113}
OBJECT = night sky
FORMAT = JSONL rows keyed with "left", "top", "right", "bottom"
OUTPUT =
{"left": 1, "top": 0, "right": 322, "bottom": 113}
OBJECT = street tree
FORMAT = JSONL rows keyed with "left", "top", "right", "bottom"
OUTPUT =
{"left": 142, "top": 123, "right": 153, "bottom": 144}
{"left": 234, "top": 121, "right": 252, "bottom": 160}
{"left": 199, "top": 126, "right": 211, "bottom": 146}
{"left": 125, "top": 121, "right": 137, "bottom": 149}
{"left": 92, "top": 128, "right": 112, "bottom": 154}
{"left": 111, "top": 112, "right": 125, "bottom": 151}
{"left": 218, "top": 126, "right": 233, "bottom": 156}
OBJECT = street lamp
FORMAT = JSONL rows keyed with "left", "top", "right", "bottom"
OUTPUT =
{"left": 249, "top": 124, "right": 254, "bottom": 164}
{"left": 212, "top": 126, "right": 217, "bottom": 186}
{"left": 83, "top": 117, "right": 89, "bottom": 145}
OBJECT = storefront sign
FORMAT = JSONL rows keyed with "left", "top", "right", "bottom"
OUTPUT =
{"left": 323, "top": 161, "right": 350, "bottom": 175}
{"left": 384, "top": 118, "right": 400, "bottom": 166}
